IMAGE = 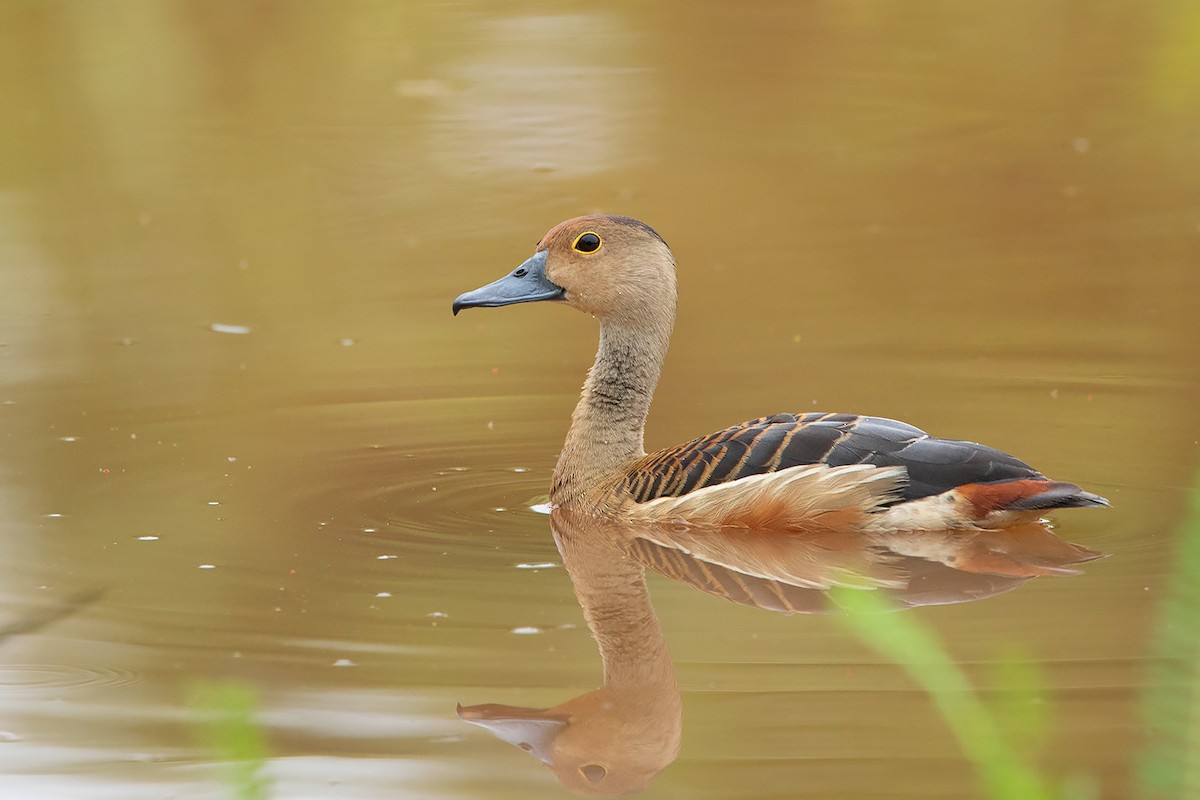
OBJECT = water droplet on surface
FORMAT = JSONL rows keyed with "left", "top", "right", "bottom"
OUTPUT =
{"left": 511, "top": 626, "right": 542, "bottom": 635}
{"left": 208, "top": 323, "right": 252, "bottom": 335}
{"left": 198, "top": 564, "right": 216, "bottom": 570}
{"left": 529, "top": 503, "right": 552, "bottom": 515}
{"left": 332, "top": 659, "right": 356, "bottom": 667}
{"left": 515, "top": 562, "right": 557, "bottom": 570}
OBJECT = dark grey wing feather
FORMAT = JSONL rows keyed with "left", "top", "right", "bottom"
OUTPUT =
{"left": 625, "top": 412, "right": 1043, "bottom": 503}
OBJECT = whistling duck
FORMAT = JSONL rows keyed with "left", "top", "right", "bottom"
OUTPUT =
{"left": 452, "top": 215, "right": 1109, "bottom": 530}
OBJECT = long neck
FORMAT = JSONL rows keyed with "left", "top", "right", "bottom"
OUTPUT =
{"left": 553, "top": 311, "right": 673, "bottom": 504}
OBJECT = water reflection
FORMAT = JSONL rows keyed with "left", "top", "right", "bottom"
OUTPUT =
{"left": 459, "top": 510, "right": 682, "bottom": 798}
{"left": 460, "top": 510, "right": 1103, "bottom": 797}
{"left": 0, "top": 590, "right": 104, "bottom": 643}
{"left": 432, "top": 10, "right": 651, "bottom": 178}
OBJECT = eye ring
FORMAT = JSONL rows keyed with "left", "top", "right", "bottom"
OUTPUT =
{"left": 572, "top": 231, "right": 602, "bottom": 254}
{"left": 579, "top": 764, "right": 607, "bottom": 783}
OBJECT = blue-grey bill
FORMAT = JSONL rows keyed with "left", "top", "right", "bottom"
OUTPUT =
{"left": 452, "top": 250, "right": 564, "bottom": 315}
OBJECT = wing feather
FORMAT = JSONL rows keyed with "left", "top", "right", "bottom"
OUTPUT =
{"left": 624, "top": 412, "right": 1043, "bottom": 505}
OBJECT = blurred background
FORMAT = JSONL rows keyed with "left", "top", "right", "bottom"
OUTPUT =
{"left": 0, "top": 1, "right": 1198, "bottom": 798}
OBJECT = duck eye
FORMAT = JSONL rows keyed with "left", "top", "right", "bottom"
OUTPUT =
{"left": 572, "top": 232, "right": 602, "bottom": 253}
{"left": 579, "top": 764, "right": 607, "bottom": 783}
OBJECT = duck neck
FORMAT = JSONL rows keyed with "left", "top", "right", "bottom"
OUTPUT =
{"left": 554, "top": 312, "right": 673, "bottom": 504}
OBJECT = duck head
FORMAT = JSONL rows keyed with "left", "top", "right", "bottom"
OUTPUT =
{"left": 452, "top": 215, "right": 676, "bottom": 325}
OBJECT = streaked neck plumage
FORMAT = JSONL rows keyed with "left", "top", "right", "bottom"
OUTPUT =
{"left": 552, "top": 279, "right": 676, "bottom": 508}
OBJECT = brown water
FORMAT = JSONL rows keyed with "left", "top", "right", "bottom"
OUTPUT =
{"left": 1, "top": 2, "right": 1198, "bottom": 798}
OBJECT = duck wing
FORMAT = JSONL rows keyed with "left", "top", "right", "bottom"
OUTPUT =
{"left": 624, "top": 412, "right": 1044, "bottom": 504}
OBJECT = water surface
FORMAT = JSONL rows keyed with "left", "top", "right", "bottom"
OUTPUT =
{"left": 1, "top": 2, "right": 1198, "bottom": 798}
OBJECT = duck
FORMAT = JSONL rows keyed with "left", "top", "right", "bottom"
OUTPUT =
{"left": 452, "top": 215, "right": 1109, "bottom": 531}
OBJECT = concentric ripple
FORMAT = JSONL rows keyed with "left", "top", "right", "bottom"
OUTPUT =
{"left": 294, "top": 439, "right": 557, "bottom": 559}
{"left": 0, "top": 663, "right": 143, "bottom": 693}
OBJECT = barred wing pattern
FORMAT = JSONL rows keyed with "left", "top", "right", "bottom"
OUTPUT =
{"left": 623, "top": 412, "right": 1043, "bottom": 505}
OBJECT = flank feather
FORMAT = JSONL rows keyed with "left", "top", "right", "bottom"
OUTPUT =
{"left": 624, "top": 463, "right": 905, "bottom": 532}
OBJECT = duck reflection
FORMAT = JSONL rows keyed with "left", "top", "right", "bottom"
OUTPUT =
{"left": 458, "top": 511, "right": 1102, "bottom": 796}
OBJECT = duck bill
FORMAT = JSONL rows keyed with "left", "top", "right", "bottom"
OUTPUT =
{"left": 457, "top": 702, "right": 568, "bottom": 764}
{"left": 452, "top": 251, "right": 564, "bottom": 315}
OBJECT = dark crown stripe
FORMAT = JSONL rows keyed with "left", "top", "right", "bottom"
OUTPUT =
{"left": 606, "top": 215, "right": 668, "bottom": 246}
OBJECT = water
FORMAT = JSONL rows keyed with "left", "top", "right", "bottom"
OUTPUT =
{"left": 1, "top": 2, "right": 1198, "bottom": 798}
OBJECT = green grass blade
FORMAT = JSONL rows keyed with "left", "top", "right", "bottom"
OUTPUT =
{"left": 189, "top": 681, "right": 273, "bottom": 800}
{"left": 832, "top": 587, "right": 1052, "bottom": 800}
{"left": 1137, "top": 467, "right": 1200, "bottom": 800}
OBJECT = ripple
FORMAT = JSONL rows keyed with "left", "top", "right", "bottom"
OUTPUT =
{"left": 0, "top": 663, "right": 143, "bottom": 693}
{"left": 296, "top": 441, "right": 554, "bottom": 557}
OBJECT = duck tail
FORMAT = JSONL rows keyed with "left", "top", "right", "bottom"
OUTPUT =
{"left": 864, "top": 478, "right": 1109, "bottom": 532}
{"left": 957, "top": 479, "right": 1110, "bottom": 514}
